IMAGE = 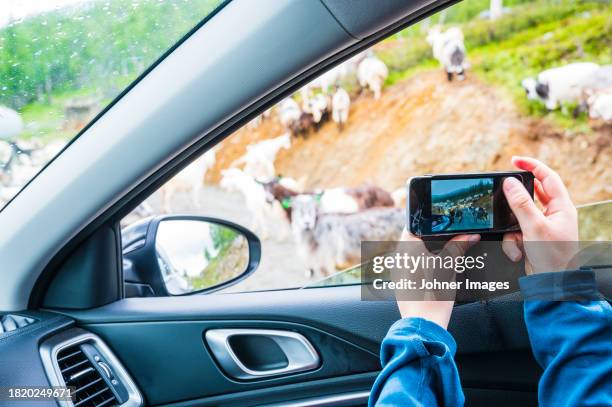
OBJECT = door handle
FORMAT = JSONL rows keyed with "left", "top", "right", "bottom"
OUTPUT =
{"left": 205, "top": 329, "right": 320, "bottom": 380}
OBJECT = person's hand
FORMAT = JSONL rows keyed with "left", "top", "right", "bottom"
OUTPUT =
{"left": 502, "top": 156, "right": 579, "bottom": 274}
{"left": 396, "top": 230, "right": 480, "bottom": 329}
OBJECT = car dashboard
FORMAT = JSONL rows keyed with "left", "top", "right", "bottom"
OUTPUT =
{"left": 0, "top": 311, "right": 143, "bottom": 407}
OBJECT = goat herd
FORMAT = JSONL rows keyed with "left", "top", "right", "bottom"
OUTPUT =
{"left": 158, "top": 132, "right": 408, "bottom": 279}
{"left": 427, "top": 25, "right": 612, "bottom": 120}
{"left": 254, "top": 50, "right": 389, "bottom": 138}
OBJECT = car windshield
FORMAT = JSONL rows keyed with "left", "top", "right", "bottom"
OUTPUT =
{"left": 0, "top": 0, "right": 222, "bottom": 209}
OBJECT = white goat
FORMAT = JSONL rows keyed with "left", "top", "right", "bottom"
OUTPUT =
{"left": 232, "top": 133, "right": 291, "bottom": 181}
{"left": 427, "top": 26, "right": 467, "bottom": 81}
{"left": 586, "top": 87, "right": 612, "bottom": 122}
{"left": 331, "top": 86, "right": 350, "bottom": 131}
{"left": 300, "top": 62, "right": 350, "bottom": 99}
{"left": 220, "top": 168, "right": 288, "bottom": 240}
{"left": 278, "top": 98, "right": 302, "bottom": 130}
{"left": 303, "top": 94, "right": 329, "bottom": 125}
{"left": 580, "top": 66, "right": 612, "bottom": 121}
{"left": 521, "top": 62, "right": 600, "bottom": 111}
{"left": 159, "top": 147, "right": 217, "bottom": 213}
{"left": 357, "top": 56, "right": 388, "bottom": 100}
{"left": 318, "top": 188, "right": 360, "bottom": 214}
{"left": 291, "top": 194, "right": 404, "bottom": 278}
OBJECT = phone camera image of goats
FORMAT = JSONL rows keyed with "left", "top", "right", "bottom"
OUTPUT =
{"left": 431, "top": 178, "right": 493, "bottom": 232}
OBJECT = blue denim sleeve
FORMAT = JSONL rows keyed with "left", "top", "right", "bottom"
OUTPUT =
{"left": 369, "top": 317, "right": 464, "bottom": 407}
{"left": 520, "top": 269, "right": 612, "bottom": 407}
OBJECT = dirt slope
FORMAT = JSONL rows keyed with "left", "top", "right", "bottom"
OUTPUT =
{"left": 209, "top": 71, "right": 611, "bottom": 205}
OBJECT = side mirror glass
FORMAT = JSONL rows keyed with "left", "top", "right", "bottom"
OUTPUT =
{"left": 156, "top": 219, "right": 250, "bottom": 294}
{"left": 122, "top": 216, "right": 260, "bottom": 296}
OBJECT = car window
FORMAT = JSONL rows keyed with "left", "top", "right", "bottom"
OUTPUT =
{"left": 0, "top": 0, "right": 223, "bottom": 208}
{"left": 123, "top": 0, "right": 612, "bottom": 295}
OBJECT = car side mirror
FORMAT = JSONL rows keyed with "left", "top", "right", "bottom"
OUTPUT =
{"left": 121, "top": 215, "right": 261, "bottom": 296}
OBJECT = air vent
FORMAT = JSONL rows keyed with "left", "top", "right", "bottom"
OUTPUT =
{"left": 57, "top": 345, "right": 118, "bottom": 407}
{"left": 0, "top": 314, "right": 36, "bottom": 334}
{"left": 41, "top": 328, "right": 142, "bottom": 406}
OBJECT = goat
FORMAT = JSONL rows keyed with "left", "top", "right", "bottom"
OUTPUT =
{"left": 346, "top": 184, "right": 395, "bottom": 209}
{"left": 267, "top": 182, "right": 395, "bottom": 222}
{"left": 304, "top": 94, "right": 330, "bottom": 128}
{"left": 578, "top": 66, "right": 612, "bottom": 121}
{"left": 232, "top": 133, "right": 291, "bottom": 181}
{"left": 316, "top": 63, "right": 349, "bottom": 94}
{"left": 290, "top": 112, "right": 316, "bottom": 138}
{"left": 159, "top": 147, "right": 217, "bottom": 213}
{"left": 331, "top": 86, "right": 350, "bottom": 131}
{"left": 585, "top": 87, "right": 612, "bottom": 122}
{"left": 278, "top": 98, "right": 302, "bottom": 130}
{"left": 220, "top": 168, "right": 288, "bottom": 240}
{"left": 291, "top": 195, "right": 404, "bottom": 278}
{"left": 357, "top": 56, "right": 389, "bottom": 100}
{"left": 427, "top": 26, "right": 467, "bottom": 81}
{"left": 521, "top": 62, "right": 600, "bottom": 111}
{"left": 261, "top": 176, "right": 304, "bottom": 221}
{"left": 300, "top": 62, "right": 350, "bottom": 98}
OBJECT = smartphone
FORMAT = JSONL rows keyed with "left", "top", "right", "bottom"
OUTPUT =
{"left": 408, "top": 171, "right": 534, "bottom": 237}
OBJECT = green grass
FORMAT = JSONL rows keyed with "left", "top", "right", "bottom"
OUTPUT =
{"left": 378, "top": 0, "right": 611, "bottom": 133}
{"left": 386, "top": 60, "right": 438, "bottom": 87}
{"left": 18, "top": 78, "right": 130, "bottom": 142}
{"left": 2, "top": 0, "right": 221, "bottom": 144}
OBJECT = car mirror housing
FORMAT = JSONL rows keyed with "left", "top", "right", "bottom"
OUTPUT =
{"left": 121, "top": 215, "right": 261, "bottom": 296}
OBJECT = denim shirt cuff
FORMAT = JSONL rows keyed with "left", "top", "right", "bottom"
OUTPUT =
{"left": 519, "top": 269, "right": 600, "bottom": 301}
{"left": 387, "top": 317, "right": 457, "bottom": 355}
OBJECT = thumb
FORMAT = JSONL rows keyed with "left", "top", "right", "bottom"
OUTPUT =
{"left": 503, "top": 177, "right": 543, "bottom": 228}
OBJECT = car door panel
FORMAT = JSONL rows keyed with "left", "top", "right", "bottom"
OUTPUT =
{"left": 80, "top": 320, "right": 379, "bottom": 405}
{"left": 60, "top": 285, "right": 540, "bottom": 406}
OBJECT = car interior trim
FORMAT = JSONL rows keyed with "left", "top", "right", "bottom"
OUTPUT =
{"left": 205, "top": 328, "right": 320, "bottom": 380}
{"left": 264, "top": 390, "right": 371, "bottom": 407}
{"left": 39, "top": 327, "right": 143, "bottom": 407}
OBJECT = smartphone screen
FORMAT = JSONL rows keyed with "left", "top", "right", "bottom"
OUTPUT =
{"left": 408, "top": 172, "right": 534, "bottom": 237}
{"left": 431, "top": 177, "right": 494, "bottom": 233}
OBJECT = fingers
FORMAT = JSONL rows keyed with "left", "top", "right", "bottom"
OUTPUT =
{"left": 502, "top": 232, "right": 523, "bottom": 262}
{"left": 534, "top": 179, "right": 550, "bottom": 206}
{"left": 503, "top": 177, "right": 545, "bottom": 228}
{"left": 442, "top": 234, "right": 480, "bottom": 257}
{"left": 511, "top": 156, "right": 570, "bottom": 202}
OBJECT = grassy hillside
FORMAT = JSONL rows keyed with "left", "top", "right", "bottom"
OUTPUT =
{"left": 377, "top": 0, "right": 611, "bottom": 132}
{"left": 1, "top": 0, "right": 220, "bottom": 141}
{"left": 0, "top": 0, "right": 220, "bottom": 108}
